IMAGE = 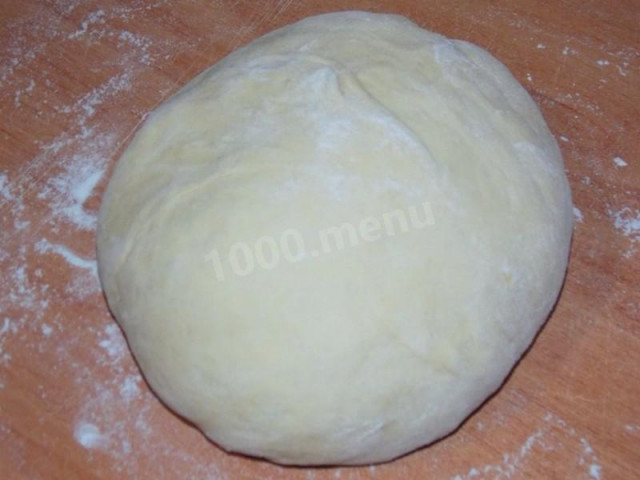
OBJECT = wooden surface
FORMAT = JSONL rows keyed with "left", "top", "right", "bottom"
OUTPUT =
{"left": 1, "top": 1, "right": 638, "bottom": 479}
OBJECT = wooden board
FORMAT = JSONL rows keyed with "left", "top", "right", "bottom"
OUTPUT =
{"left": 1, "top": 1, "right": 638, "bottom": 479}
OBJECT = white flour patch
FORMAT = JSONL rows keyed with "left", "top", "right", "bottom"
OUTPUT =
{"left": 595, "top": 59, "right": 609, "bottom": 66}
{"left": 37, "top": 140, "right": 110, "bottom": 230}
{"left": 616, "top": 64, "right": 629, "bottom": 76}
{"left": 117, "top": 31, "right": 154, "bottom": 65}
{"left": 98, "top": 324, "right": 127, "bottom": 361}
{"left": 0, "top": 319, "right": 20, "bottom": 365}
{"left": 624, "top": 424, "right": 640, "bottom": 433}
{"left": 120, "top": 375, "right": 141, "bottom": 402}
{"left": 13, "top": 78, "right": 35, "bottom": 107}
{"left": 578, "top": 438, "right": 601, "bottom": 479}
{"left": 68, "top": 9, "right": 106, "bottom": 40}
{"left": 610, "top": 206, "right": 640, "bottom": 257}
{"left": 0, "top": 173, "right": 11, "bottom": 199}
{"left": 613, "top": 156, "right": 628, "bottom": 168}
{"left": 34, "top": 238, "right": 100, "bottom": 299}
{"left": 0, "top": 319, "right": 13, "bottom": 336}
{"left": 35, "top": 239, "right": 98, "bottom": 277}
{"left": 573, "top": 206, "right": 584, "bottom": 223}
{"left": 74, "top": 421, "right": 109, "bottom": 449}
{"left": 41, "top": 323, "right": 53, "bottom": 337}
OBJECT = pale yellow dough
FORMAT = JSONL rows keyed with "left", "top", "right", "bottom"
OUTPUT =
{"left": 98, "top": 11, "right": 573, "bottom": 465}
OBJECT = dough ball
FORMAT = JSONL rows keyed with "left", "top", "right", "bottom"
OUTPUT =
{"left": 97, "top": 11, "right": 572, "bottom": 466}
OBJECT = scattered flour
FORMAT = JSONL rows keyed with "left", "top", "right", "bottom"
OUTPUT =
{"left": 67, "top": 9, "right": 106, "bottom": 40}
{"left": 120, "top": 375, "right": 141, "bottom": 402}
{"left": 0, "top": 319, "right": 19, "bottom": 367}
{"left": 13, "top": 78, "right": 35, "bottom": 108}
{"left": 610, "top": 206, "right": 640, "bottom": 248}
{"left": 35, "top": 239, "right": 98, "bottom": 277}
{"left": 74, "top": 422, "right": 109, "bottom": 449}
{"left": 573, "top": 206, "right": 584, "bottom": 223}
{"left": 450, "top": 429, "right": 546, "bottom": 480}
{"left": 0, "top": 1, "right": 245, "bottom": 476}
{"left": 613, "top": 156, "right": 628, "bottom": 168}
{"left": 578, "top": 438, "right": 601, "bottom": 480}
{"left": 450, "top": 413, "right": 602, "bottom": 480}
{"left": 624, "top": 424, "right": 640, "bottom": 433}
{"left": 0, "top": 173, "right": 11, "bottom": 199}
{"left": 98, "top": 324, "right": 127, "bottom": 361}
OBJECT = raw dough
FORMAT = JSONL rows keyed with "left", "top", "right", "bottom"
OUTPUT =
{"left": 97, "top": 11, "right": 573, "bottom": 466}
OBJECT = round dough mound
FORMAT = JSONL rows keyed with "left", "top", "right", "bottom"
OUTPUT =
{"left": 98, "top": 11, "right": 572, "bottom": 466}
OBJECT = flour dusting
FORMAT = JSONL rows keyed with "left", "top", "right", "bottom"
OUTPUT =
{"left": 36, "top": 239, "right": 98, "bottom": 276}
{"left": 67, "top": 9, "right": 106, "bottom": 40}
{"left": 573, "top": 206, "right": 584, "bottom": 223}
{"left": 120, "top": 375, "right": 141, "bottom": 402}
{"left": 74, "top": 422, "right": 109, "bottom": 449}
{"left": 1, "top": 0, "right": 244, "bottom": 475}
{"left": 41, "top": 323, "right": 53, "bottom": 337}
{"left": 450, "top": 429, "right": 546, "bottom": 480}
{"left": 0, "top": 173, "right": 10, "bottom": 199}
{"left": 98, "top": 324, "right": 127, "bottom": 361}
{"left": 624, "top": 424, "right": 640, "bottom": 433}
{"left": 612, "top": 156, "right": 628, "bottom": 168}
{"left": 450, "top": 413, "right": 602, "bottom": 480}
{"left": 610, "top": 207, "right": 640, "bottom": 256}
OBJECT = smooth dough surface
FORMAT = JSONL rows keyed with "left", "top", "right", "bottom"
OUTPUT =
{"left": 98, "top": 11, "right": 573, "bottom": 466}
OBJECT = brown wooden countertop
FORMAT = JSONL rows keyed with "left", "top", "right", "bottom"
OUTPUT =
{"left": 1, "top": 1, "right": 638, "bottom": 479}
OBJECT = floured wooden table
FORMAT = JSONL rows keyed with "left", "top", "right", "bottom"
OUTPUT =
{"left": 1, "top": 1, "right": 638, "bottom": 479}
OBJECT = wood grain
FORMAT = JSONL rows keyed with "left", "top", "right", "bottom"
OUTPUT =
{"left": 1, "top": 1, "right": 638, "bottom": 479}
